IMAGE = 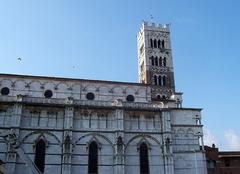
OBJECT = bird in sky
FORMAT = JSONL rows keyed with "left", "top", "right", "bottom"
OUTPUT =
{"left": 17, "top": 57, "right": 22, "bottom": 61}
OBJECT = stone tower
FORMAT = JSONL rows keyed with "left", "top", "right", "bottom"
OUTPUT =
{"left": 137, "top": 22, "right": 175, "bottom": 100}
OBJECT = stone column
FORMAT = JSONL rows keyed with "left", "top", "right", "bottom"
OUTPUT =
{"left": 62, "top": 98, "right": 74, "bottom": 174}
{"left": 113, "top": 108, "right": 125, "bottom": 174}
{"left": 161, "top": 111, "right": 174, "bottom": 174}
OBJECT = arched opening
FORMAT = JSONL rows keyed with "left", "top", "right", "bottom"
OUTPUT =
{"left": 88, "top": 141, "right": 98, "bottom": 174}
{"left": 162, "top": 40, "right": 165, "bottom": 49}
{"left": 150, "top": 56, "right": 154, "bottom": 66}
{"left": 158, "top": 40, "right": 161, "bottom": 48}
{"left": 162, "top": 76, "right": 166, "bottom": 86}
{"left": 159, "top": 57, "right": 163, "bottom": 66}
{"left": 154, "top": 39, "right": 157, "bottom": 48}
{"left": 34, "top": 139, "right": 46, "bottom": 173}
{"left": 154, "top": 57, "right": 158, "bottom": 66}
{"left": 154, "top": 75, "right": 157, "bottom": 85}
{"left": 163, "top": 57, "right": 167, "bottom": 66}
{"left": 158, "top": 76, "right": 162, "bottom": 86}
{"left": 139, "top": 142, "right": 150, "bottom": 174}
{"left": 150, "top": 39, "right": 153, "bottom": 48}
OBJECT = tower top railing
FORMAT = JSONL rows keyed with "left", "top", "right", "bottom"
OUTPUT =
{"left": 137, "top": 21, "right": 170, "bottom": 39}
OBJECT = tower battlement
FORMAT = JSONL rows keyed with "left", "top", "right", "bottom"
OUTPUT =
{"left": 138, "top": 21, "right": 170, "bottom": 40}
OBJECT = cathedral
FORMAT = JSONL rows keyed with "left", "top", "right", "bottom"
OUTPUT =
{"left": 0, "top": 22, "right": 207, "bottom": 174}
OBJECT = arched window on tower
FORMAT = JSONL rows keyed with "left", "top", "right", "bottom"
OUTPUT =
{"left": 162, "top": 76, "right": 167, "bottom": 86}
{"left": 158, "top": 76, "right": 162, "bottom": 86}
{"left": 154, "top": 75, "right": 157, "bottom": 85}
{"left": 158, "top": 40, "right": 161, "bottom": 48}
{"left": 34, "top": 139, "right": 46, "bottom": 173}
{"left": 150, "top": 39, "right": 153, "bottom": 48}
{"left": 88, "top": 141, "right": 98, "bottom": 174}
{"left": 159, "top": 57, "right": 163, "bottom": 66}
{"left": 155, "top": 57, "right": 158, "bottom": 66}
{"left": 150, "top": 56, "right": 154, "bottom": 66}
{"left": 163, "top": 57, "right": 167, "bottom": 66}
{"left": 154, "top": 39, "right": 157, "bottom": 48}
{"left": 162, "top": 40, "right": 165, "bottom": 49}
{"left": 139, "top": 142, "right": 150, "bottom": 174}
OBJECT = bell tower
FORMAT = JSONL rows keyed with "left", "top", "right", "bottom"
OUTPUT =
{"left": 137, "top": 22, "right": 175, "bottom": 100}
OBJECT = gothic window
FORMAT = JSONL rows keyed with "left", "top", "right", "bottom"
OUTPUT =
{"left": 163, "top": 57, "right": 167, "bottom": 66}
{"left": 158, "top": 40, "right": 161, "bottom": 48}
{"left": 88, "top": 141, "right": 98, "bottom": 174}
{"left": 1, "top": 87, "right": 10, "bottom": 95}
{"left": 158, "top": 76, "right": 162, "bottom": 86}
{"left": 139, "top": 142, "right": 150, "bottom": 174}
{"left": 154, "top": 39, "right": 157, "bottom": 48}
{"left": 34, "top": 139, "right": 46, "bottom": 173}
{"left": 154, "top": 57, "right": 158, "bottom": 66}
{"left": 154, "top": 75, "right": 157, "bottom": 85}
{"left": 150, "top": 56, "right": 154, "bottom": 66}
{"left": 162, "top": 76, "right": 166, "bottom": 86}
{"left": 159, "top": 57, "right": 163, "bottom": 66}
{"left": 150, "top": 39, "right": 153, "bottom": 48}
{"left": 162, "top": 40, "right": 165, "bottom": 49}
{"left": 44, "top": 90, "right": 53, "bottom": 98}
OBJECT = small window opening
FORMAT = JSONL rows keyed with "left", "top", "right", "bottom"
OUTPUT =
{"left": 88, "top": 141, "right": 98, "bottom": 174}
{"left": 154, "top": 75, "right": 157, "bottom": 85}
{"left": 1, "top": 87, "right": 10, "bottom": 95}
{"left": 159, "top": 57, "right": 163, "bottom": 66}
{"left": 150, "top": 39, "right": 153, "bottom": 48}
{"left": 44, "top": 90, "right": 53, "bottom": 98}
{"left": 225, "top": 159, "right": 230, "bottom": 167}
{"left": 162, "top": 76, "right": 166, "bottom": 86}
{"left": 158, "top": 40, "right": 161, "bottom": 48}
{"left": 162, "top": 40, "right": 165, "bottom": 49}
{"left": 150, "top": 56, "right": 154, "bottom": 66}
{"left": 158, "top": 76, "right": 162, "bottom": 86}
{"left": 86, "top": 92, "right": 95, "bottom": 100}
{"left": 126, "top": 95, "right": 135, "bottom": 102}
{"left": 163, "top": 57, "right": 167, "bottom": 66}
{"left": 139, "top": 142, "right": 150, "bottom": 174}
{"left": 155, "top": 57, "right": 158, "bottom": 66}
{"left": 34, "top": 139, "right": 46, "bottom": 173}
{"left": 154, "top": 39, "right": 157, "bottom": 48}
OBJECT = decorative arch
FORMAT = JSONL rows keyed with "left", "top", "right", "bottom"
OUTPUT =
{"left": 55, "top": 82, "right": 69, "bottom": 91}
{"left": 74, "top": 133, "right": 114, "bottom": 152}
{"left": 29, "top": 80, "right": 43, "bottom": 91}
{"left": 0, "top": 79, "right": 14, "bottom": 87}
{"left": 125, "top": 87, "right": 137, "bottom": 95}
{"left": 125, "top": 134, "right": 161, "bottom": 153}
{"left": 14, "top": 80, "right": 27, "bottom": 90}
{"left": 112, "top": 86, "right": 124, "bottom": 95}
{"left": 19, "top": 131, "right": 61, "bottom": 146}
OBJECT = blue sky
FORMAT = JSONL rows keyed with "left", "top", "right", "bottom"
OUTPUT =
{"left": 0, "top": 0, "right": 240, "bottom": 150}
